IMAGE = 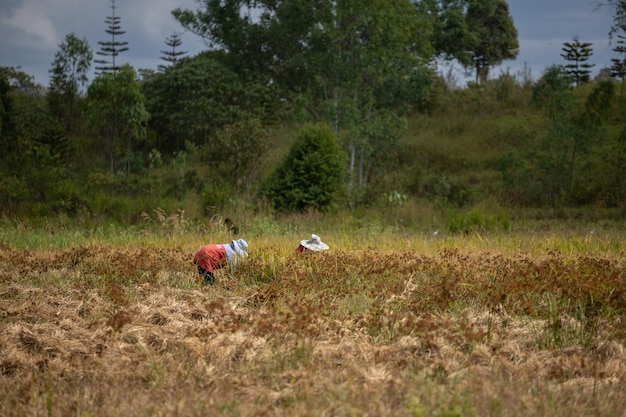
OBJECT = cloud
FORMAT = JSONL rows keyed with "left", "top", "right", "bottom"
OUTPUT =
{"left": 130, "top": 0, "right": 185, "bottom": 38}
{"left": 0, "top": 1, "right": 60, "bottom": 50}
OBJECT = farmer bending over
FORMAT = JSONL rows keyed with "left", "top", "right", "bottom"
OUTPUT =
{"left": 295, "top": 234, "right": 329, "bottom": 254}
{"left": 193, "top": 238, "right": 248, "bottom": 285}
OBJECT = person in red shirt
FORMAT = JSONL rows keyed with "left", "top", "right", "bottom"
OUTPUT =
{"left": 294, "top": 234, "right": 329, "bottom": 254}
{"left": 193, "top": 238, "right": 248, "bottom": 285}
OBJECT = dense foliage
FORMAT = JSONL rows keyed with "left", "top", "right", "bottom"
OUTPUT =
{"left": 1, "top": 0, "right": 626, "bottom": 224}
{"left": 262, "top": 124, "right": 346, "bottom": 212}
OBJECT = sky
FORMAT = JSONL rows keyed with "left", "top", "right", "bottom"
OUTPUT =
{"left": 0, "top": 0, "right": 619, "bottom": 88}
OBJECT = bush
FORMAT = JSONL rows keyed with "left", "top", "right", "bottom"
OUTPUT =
{"left": 262, "top": 123, "right": 346, "bottom": 212}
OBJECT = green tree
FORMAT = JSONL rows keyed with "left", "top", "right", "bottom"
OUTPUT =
{"left": 0, "top": 71, "right": 14, "bottom": 148}
{"left": 530, "top": 66, "right": 576, "bottom": 206}
{"left": 465, "top": 0, "right": 519, "bottom": 84}
{"left": 158, "top": 32, "right": 187, "bottom": 72}
{"left": 561, "top": 36, "right": 595, "bottom": 86}
{"left": 142, "top": 52, "right": 272, "bottom": 153}
{"left": 94, "top": 0, "right": 129, "bottom": 75}
{"left": 87, "top": 65, "right": 149, "bottom": 175}
{"left": 0, "top": 67, "right": 42, "bottom": 164}
{"left": 173, "top": 0, "right": 274, "bottom": 79}
{"left": 302, "top": 0, "right": 426, "bottom": 205}
{"left": 0, "top": 69, "right": 20, "bottom": 172}
{"left": 610, "top": 34, "right": 626, "bottom": 89}
{"left": 47, "top": 32, "right": 92, "bottom": 150}
{"left": 597, "top": 1, "right": 626, "bottom": 93}
{"left": 173, "top": 0, "right": 432, "bottom": 115}
{"left": 531, "top": 66, "right": 574, "bottom": 118}
{"left": 594, "top": 125, "right": 626, "bottom": 207}
{"left": 262, "top": 124, "right": 346, "bottom": 212}
{"left": 418, "top": 0, "right": 472, "bottom": 65}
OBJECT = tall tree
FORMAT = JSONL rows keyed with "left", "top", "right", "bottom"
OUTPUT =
{"left": 47, "top": 32, "right": 92, "bottom": 147}
{"left": 94, "top": 0, "right": 129, "bottom": 75}
{"left": 0, "top": 68, "right": 20, "bottom": 161}
{"left": 465, "top": 0, "right": 519, "bottom": 84}
{"left": 158, "top": 32, "right": 188, "bottom": 72}
{"left": 610, "top": 34, "right": 626, "bottom": 89}
{"left": 87, "top": 65, "right": 149, "bottom": 175}
{"left": 0, "top": 67, "right": 69, "bottom": 214}
{"left": 172, "top": 0, "right": 432, "bottom": 105}
{"left": 561, "top": 36, "right": 595, "bottom": 86}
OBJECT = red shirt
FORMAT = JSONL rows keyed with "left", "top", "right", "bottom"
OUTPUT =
{"left": 294, "top": 245, "right": 313, "bottom": 254}
{"left": 193, "top": 244, "right": 228, "bottom": 272}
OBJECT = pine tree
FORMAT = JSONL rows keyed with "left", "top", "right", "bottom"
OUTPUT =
{"left": 158, "top": 32, "right": 187, "bottom": 72}
{"left": 561, "top": 36, "right": 595, "bottom": 86}
{"left": 610, "top": 34, "right": 626, "bottom": 89}
{"left": 94, "top": 0, "right": 129, "bottom": 75}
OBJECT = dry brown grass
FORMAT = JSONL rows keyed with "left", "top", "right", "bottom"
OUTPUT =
{"left": 1, "top": 242, "right": 625, "bottom": 416}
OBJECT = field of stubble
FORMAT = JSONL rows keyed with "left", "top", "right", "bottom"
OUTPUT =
{"left": 1, "top": 229, "right": 625, "bottom": 416}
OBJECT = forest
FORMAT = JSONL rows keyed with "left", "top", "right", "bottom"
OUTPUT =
{"left": 1, "top": 0, "right": 626, "bottom": 230}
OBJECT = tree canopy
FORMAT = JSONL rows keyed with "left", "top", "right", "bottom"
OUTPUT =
{"left": 418, "top": 0, "right": 518, "bottom": 83}
{"left": 48, "top": 32, "right": 92, "bottom": 144}
{"left": 86, "top": 65, "right": 148, "bottom": 175}
{"left": 465, "top": 0, "right": 519, "bottom": 83}
{"left": 142, "top": 52, "right": 274, "bottom": 153}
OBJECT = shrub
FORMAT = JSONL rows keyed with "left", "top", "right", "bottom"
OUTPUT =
{"left": 261, "top": 124, "right": 346, "bottom": 212}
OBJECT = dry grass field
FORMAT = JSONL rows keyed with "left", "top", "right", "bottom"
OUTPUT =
{"left": 1, "top": 225, "right": 625, "bottom": 416}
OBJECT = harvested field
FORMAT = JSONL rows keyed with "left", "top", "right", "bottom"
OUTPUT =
{"left": 1, "top": 243, "right": 625, "bottom": 416}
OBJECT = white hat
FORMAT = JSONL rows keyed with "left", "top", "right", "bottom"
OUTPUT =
{"left": 231, "top": 239, "right": 248, "bottom": 256}
{"left": 300, "top": 234, "right": 329, "bottom": 251}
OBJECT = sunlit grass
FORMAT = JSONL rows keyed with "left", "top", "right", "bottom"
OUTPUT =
{"left": 1, "top": 213, "right": 625, "bottom": 416}
{"left": 3, "top": 212, "right": 626, "bottom": 257}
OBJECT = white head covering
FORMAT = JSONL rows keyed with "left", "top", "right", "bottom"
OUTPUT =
{"left": 224, "top": 238, "right": 248, "bottom": 261}
{"left": 300, "top": 234, "right": 329, "bottom": 251}
{"left": 231, "top": 239, "right": 248, "bottom": 256}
